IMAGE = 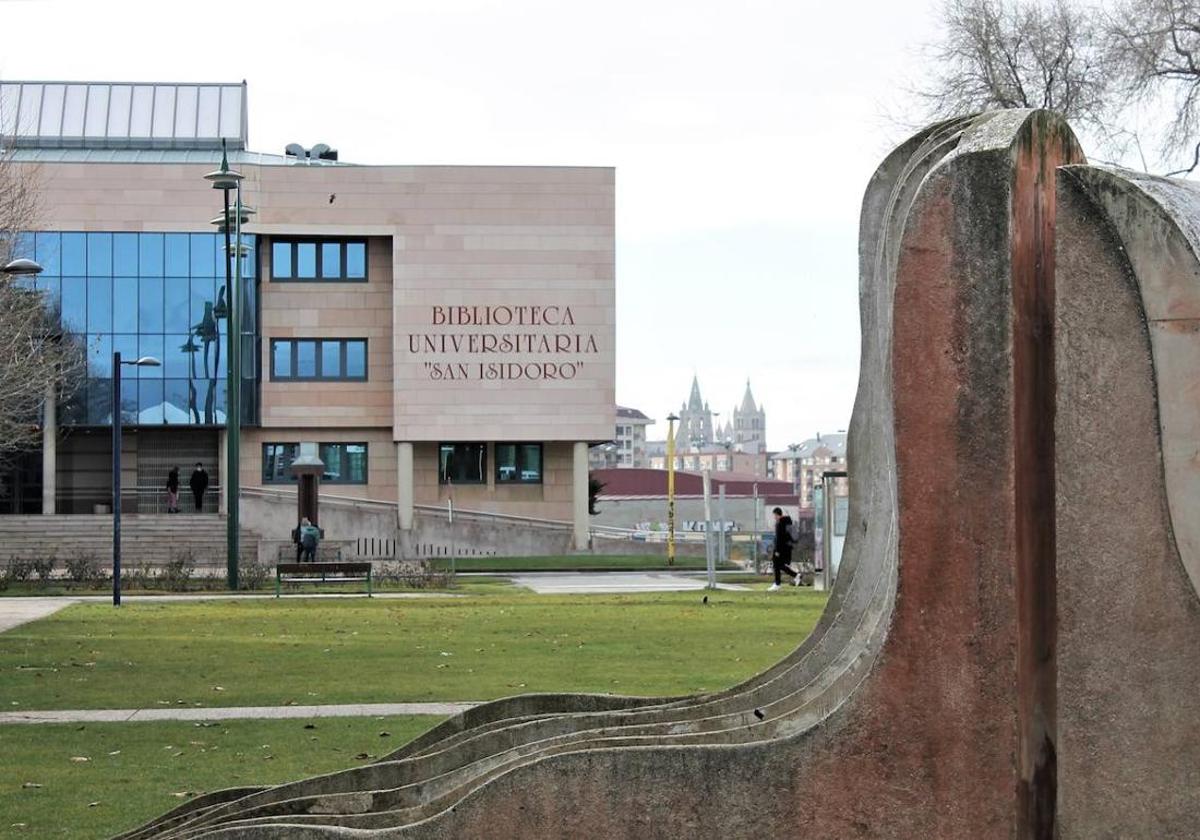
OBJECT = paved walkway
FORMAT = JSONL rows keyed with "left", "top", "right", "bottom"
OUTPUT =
{"left": 508, "top": 571, "right": 749, "bottom": 594}
{"left": 0, "top": 701, "right": 480, "bottom": 725}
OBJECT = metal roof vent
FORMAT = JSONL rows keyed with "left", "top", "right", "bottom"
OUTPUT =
{"left": 284, "top": 142, "right": 339, "bottom": 164}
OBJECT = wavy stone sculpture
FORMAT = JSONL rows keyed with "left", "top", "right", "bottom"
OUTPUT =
{"left": 1055, "top": 167, "right": 1200, "bottom": 839}
{"left": 120, "top": 111, "right": 1197, "bottom": 839}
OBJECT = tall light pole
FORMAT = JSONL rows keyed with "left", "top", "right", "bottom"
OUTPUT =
{"left": 112, "top": 353, "right": 161, "bottom": 606}
{"left": 666, "top": 413, "right": 679, "bottom": 566}
{"left": 205, "top": 143, "right": 251, "bottom": 590}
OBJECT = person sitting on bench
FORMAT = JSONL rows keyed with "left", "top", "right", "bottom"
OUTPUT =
{"left": 297, "top": 517, "right": 320, "bottom": 563}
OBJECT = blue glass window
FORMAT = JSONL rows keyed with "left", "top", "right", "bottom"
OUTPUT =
{"left": 138, "top": 379, "right": 164, "bottom": 424}
{"left": 345, "top": 340, "right": 366, "bottom": 378}
{"left": 87, "top": 233, "right": 112, "bottom": 276}
{"left": 62, "top": 233, "right": 86, "bottom": 275}
{"left": 164, "top": 278, "right": 190, "bottom": 333}
{"left": 24, "top": 231, "right": 258, "bottom": 428}
{"left": 164, "top": 378, "right": 192, "bottom": 424}
{"left": 139, "top": 234, "right": 163, "bottom": 276}
{"left": 138, "top": 335, "right": 164, "bottom": 377}
{"left": 112, "top": 336, "right": 138, "bottom": 376}
{"left": 87, "top": 277, "right": 112, "bottom": 332}
{"left": 345, "top": 242, "right": 366, "bottom": 278}
{"left": 296, "top": 243, "right": 317, "bottom": 278}
{"left": 321, "top": 340, "right": 341, "bottom": 377}
{"left": 164, "top": 234, "right": 189, "bottom": 276}
{"left": 296, "top": 340, "right": 317, "bottom": 377}
{"left": 60, "top": 277, "right": 87, "bottom": 332}
{"left": 36, "top": 276, "right": 60, "bottom": 311}
{"left": 272, "top": 241, "right": 291, "bottom": 278}
{"left": 113, "top": 234, "right": 138, "bottom": 275}
{"left": 113, "top": 277, "right": 138, "bottom": 332}
{"left": 139, "top": 276, "right": 164, "bottom": 332}
{"left": 35, "top": 232, "right": 61, "bottom": 276}
{"left": 270, "top": 338, "right": 367, "bottom": 381}
{"left": 165, "top": 334, "right": 194, "bottom": 379}
{"left": 321, "top": 242, "right": 340, "bottom": 278}
{"left": 271, "top": 340, "right": 292, "bottom": 379}
{"left": 88, "top": 335, "right": 112, "bottom": 377}
{"left": 190, "top": 233, "right": 215, "bottom": 276}
{"left": 270, "top": 239, "right": 367, "bottom": 282}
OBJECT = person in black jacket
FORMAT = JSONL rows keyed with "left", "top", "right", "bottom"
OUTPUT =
{"left": 769, "top": 506, "right": 799, "bottom": 591}
{"left": 189, "top": 462, "right": 209, "bottom": 512}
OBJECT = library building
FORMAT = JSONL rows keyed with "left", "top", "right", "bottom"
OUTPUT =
{"left": 0, "top": 80, "right": 615, "bottom": 549}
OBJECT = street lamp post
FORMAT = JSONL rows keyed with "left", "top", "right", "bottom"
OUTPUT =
{"left": 666, "top": 413, "right": 679, "bottom": 566}
{"left": 112, "top": 353, "right": 161, "bottom": 606}
{"left": 205, "top": 143, "right": 250, "bottom": 591}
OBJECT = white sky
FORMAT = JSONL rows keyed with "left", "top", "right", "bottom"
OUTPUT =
{"left": 0, "top": 0, "right": 944, "bottom": 449}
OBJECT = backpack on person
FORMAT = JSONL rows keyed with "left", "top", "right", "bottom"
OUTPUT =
{"left": 787, "top": 519, "right": 801, "bottom": 544}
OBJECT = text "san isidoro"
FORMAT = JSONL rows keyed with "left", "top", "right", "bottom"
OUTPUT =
{"left": 407, "top": 305, "right": 600, "bottom": 381}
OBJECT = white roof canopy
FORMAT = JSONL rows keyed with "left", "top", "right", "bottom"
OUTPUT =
{"left": 0, "top": 81, "right": 247, "bottom": 150}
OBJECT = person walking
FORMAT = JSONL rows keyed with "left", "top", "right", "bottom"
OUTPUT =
{"left": 768, "top": 506, "right": 800, "bottom": 591}
{"left": 189, "top": 462, "right": 209, "bottom": 512}
{"left": 165, "top": 466, "right": 180, "bottom": 514}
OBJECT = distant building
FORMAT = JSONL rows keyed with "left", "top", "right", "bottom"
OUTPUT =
{"left": 676, "top": 375, "right": 765, "bottom": 452}
{"left": 768, "top": 432, "right": 848, "bottom": 507}
{"left": 589, "top": 406, "right": 654, "bottom": 470}
{"left": 648, "top": 444, "right": 768, "bottom": 477}
{"left": 729, "top": 379, "right": 766, "bottom": 452}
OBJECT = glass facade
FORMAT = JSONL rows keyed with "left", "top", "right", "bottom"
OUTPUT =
{"left": 12, "top": 231, "right": 258, "bottom": 426}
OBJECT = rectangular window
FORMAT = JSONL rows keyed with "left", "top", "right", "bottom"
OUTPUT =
{"left": 262, "top": 442, "right": 299, "bottom": 483}
{"left": 319, "top": 442, "right": 368, "bottom": 484}
{"left": 440, "top": 443, "right": 487, "bottom": 485}
{"left": 270, "top": 238, "right": 368, "bottom": 282}
{"left": 496, "top": 443, "right": 543, "bottom": 483}
{"left": 263, "top": 442, "right": 368, "bottom": 484}
{"left": 269, "top": 338, "right": 368, "bottom": 381}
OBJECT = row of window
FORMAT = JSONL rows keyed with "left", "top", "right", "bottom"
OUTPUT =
{"left": 439, "top": 442, "right": 544, "bottom": 485}
{"left": 263, "top": 442, "right": 368, "bottom": 484}
{"left": 271, "top": 239, "right": 366, "bottom": 282}
{"left": 16, "top": 231, "right": 256, "bottom": 278}
{"left": 270, "top": 339, "right": 367, "bottom": 381}
{"left": 260, "top": 442, "right": 546, "bottom": 486}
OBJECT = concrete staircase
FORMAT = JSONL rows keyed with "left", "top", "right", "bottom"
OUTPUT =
{"left": 0, "top": 514, "right": 257, "bottom": 572}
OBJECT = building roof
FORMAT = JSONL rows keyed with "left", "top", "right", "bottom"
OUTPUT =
{"left": 739, "top": 379, "right": 758, "bottom": 414}
{"left": 615, "top": 406, "right": 652, "bottom": 423}
{"left": 770, "top": 432, "right": 848, "bottom": 462}
{"left": 1, "top": 81, "right": 248, "bottom": 151}
{"left": 593, "top": 468, "right": 794, "bottom": 498}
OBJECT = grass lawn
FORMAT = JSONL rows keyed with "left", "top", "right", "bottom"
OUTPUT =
{"left": 0, "top": 590, "right": 826, "bottom": 710}
{"left": 429, "top": 554, "right": 738, "bottom": 572}
{"left": 0, "top": 715, "right": 440, "bottom": 838}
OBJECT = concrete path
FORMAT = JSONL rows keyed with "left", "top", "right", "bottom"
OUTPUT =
{"left": 0, "top": 702, "right": 480, "bottom": 725}
{"left": 0, "top": 597, "right": 76, "bottom": 633}
{"left": 508, "top": 571, "right": 749, "bottom": 594}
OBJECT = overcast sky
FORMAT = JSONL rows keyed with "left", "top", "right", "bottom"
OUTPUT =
{"left": 1, "top": 0, "right": 943, "bottom": 449}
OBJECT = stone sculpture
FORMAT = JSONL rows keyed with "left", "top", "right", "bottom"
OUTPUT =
{"left": 120, "top": 110, "right": 1200, "bottom": 840}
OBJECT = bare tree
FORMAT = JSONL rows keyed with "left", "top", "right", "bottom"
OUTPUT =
{"left": 0, "top": 153, "right": 84, "bottom": 470}
{"left": 918, "top": 0, "right": 1111, "bottom": 128}
{"left": 1106, "top": 0, "right": 1200, "bottom": 174}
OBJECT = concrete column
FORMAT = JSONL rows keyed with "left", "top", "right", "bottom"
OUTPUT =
{"left": 572, "top": 441, "right": 589, "bottom": 551}
{"left": 41, "top": 385, "right": 56, "bottom": 515}
{"left": 397, "top": 441, "right": 414, "bottom": 530}
{"left": 218, "top": 430, "right": 228, "bottom": 515}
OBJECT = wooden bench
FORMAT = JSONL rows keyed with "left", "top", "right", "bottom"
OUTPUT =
{"left": 275, "top": 562, "right": 373, "bottom": 597}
